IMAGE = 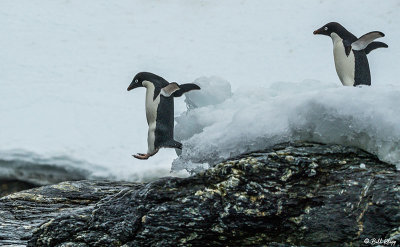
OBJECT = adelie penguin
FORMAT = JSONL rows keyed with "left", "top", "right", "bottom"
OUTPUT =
{"left": 314, "top": 22, "right": 388, "bottom": 86}
{"left": 127, "top": 72, "right": 200, "bottom": 160}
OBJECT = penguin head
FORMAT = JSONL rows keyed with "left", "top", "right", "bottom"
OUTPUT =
{"left": 313, "top": 22, "right": 347, "bottom": 37}
{"left": 127, "top": 72, "right": 149, "bottom": 91}
{"left": 128, "top": 72, "right": 167, "bottom": 91}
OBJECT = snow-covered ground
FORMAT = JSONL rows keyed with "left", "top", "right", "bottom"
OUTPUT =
{"left": 174, "top": 79, "right": 400, "bottom": 172}
{"left": 1, "top": 0, "right": 399, "bottom": 183}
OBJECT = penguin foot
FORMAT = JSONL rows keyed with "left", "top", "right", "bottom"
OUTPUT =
{"left": 133, "top": 153, "right": 150, "bottom": 160}
{"left": 132, "top": 149, "right": 159, "bottom": 160}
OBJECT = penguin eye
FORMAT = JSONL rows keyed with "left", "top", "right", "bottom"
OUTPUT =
{"left": 324, "top": 26, "right": 328, "bottom": 31}
{"left": 135, "top": 79, "right": 138, "bottom": 83}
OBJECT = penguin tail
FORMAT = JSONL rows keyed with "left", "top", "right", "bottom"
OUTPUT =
{"left": 364, "top": 41, "right": 388, "bottom": 54}
{"left": 172, "top": 83, "right": 201, "bottom": 97}
{"left": 162, "top": 140, "right": 183, "bottom": 150}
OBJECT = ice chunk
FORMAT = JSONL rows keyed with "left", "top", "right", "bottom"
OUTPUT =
{"left": 184, "top": 76, "right": 232, "bottom": 109}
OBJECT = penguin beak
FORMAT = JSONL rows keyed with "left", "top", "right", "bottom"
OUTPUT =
{"left": 127, "top": 83, "right": 140, "bottom": 91}
{"left": 313, "top": 27, "right": 326, "bottom": 35}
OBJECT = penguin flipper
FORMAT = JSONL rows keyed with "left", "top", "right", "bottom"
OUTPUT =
{"left": 161, "top": 83, "right": 200, "bottom": 97}
{"left": 343, "top": 40, "right": 352, "bottom": 56}
{"left": 153, "top": 86, "right": 161, "bottom": 101}
{"left": 171, "top": 83, "right": 201, "bottom": 97}
{"left": 365, "top": 41, "right": 388, "bottom": 54}
{"left": 352, "top": 31, "right": 385, "bottom": 51}
{"left": 161, "top": 83, "right": 180, "bottom": 97}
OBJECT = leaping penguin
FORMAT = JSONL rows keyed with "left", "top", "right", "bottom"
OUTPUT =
{"left": 314, "top": 22, "right": 388, "bottom": 86}
{"left": 127, "top": 72, "right": 200, "bottom": 160}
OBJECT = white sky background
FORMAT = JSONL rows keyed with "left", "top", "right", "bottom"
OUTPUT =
{"left": 0, "top": 0, "right": 399, "bottom": 180}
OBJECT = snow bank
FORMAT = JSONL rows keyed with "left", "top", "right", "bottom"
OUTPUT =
{"left": 173, "top": 78, "right": 400, "bottom": 172}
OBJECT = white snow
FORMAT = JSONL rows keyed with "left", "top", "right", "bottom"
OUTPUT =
{"left": 1, "top": 0, "right": 399, "bottom": 183}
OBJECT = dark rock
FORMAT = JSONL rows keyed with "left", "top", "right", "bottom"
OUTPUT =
{"left": 0, "top": 142, "right": 399, "bottom": 247}
{"left": 0, "top": 180, "right": 38, "bottom": 197}
{"left": 0, "top": 180, "right": 137, "bottom": 246}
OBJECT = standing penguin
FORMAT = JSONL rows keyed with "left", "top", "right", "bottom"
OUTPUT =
{"left": 314, "top": 22, "right": 388, "bottom": 86}
{"left": 127, "top": 72, "right": 200, "bottom": 160}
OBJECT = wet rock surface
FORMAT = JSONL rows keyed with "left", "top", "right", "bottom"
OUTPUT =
{"left": 0, "top": 180, "right": 38, "bottom": 197}
{"left": 0, "top": 181, "right": 137, "bottom": 246}
{"left": 0, "top": 142, "right": 399, "bottom": 247}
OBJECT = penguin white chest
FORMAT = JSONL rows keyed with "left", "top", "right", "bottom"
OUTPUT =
{"left": 143, "top": 81, "right": 160, "bottom": 125}
{"left": 142, "top": 80, "right": 161, "bottom": 153}
{"left": 331, "top": 33, "right": 356, "bottom": 86}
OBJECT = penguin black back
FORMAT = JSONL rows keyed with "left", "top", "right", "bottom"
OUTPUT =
{"left": 155, "top": 96, "right": 180, "bottom": 149}
{"left": 354, "top": 50, "right": 371, "bottom": 86}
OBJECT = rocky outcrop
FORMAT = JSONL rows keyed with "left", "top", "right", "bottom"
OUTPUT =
{"left": 0, "top": 181, "right": 137, "bottom": 246}
{"left": 0, "top": 142, "right": 399, "bottom": 247}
